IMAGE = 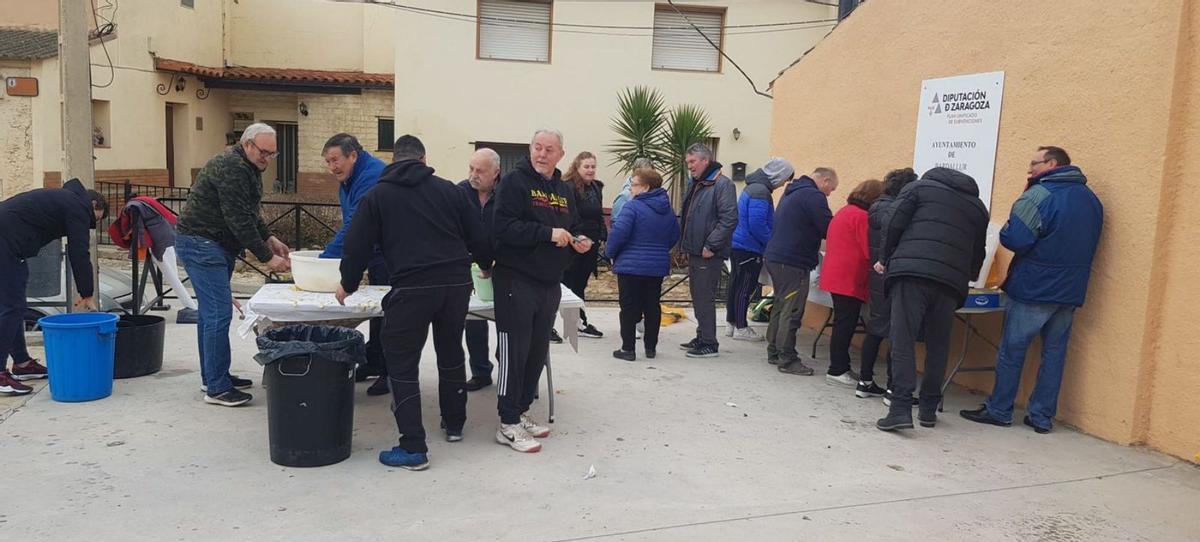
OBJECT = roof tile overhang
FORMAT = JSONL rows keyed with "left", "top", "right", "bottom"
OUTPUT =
{"left": 154, "top": 57, "right": 393, "bottom": 92}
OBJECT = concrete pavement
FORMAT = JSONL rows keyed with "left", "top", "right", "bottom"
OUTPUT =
{"left": 2, "top": 307, "right": 1198, "bottom": 541}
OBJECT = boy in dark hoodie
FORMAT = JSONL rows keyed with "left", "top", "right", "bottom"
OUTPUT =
{"left": 492, "top": 129, "right": 592, "bottom": 454}
{"left": 336, "top": 135, "right": 492, "bottom": 470}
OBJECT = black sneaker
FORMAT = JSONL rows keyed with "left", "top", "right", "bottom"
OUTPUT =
{"left": 918, "top": 408, "right": 937, "bottom": 428}
{"left": 767, "top": 353, "right": 781, "bottom": 365}
{"left": 230, "top": 375, "right": 253, "bottom": 389}
{"left": 882, "top": 390, "right": 919, "bottom": 408}
{"left": 549, "top": 328, "right": 564, "bottom": 344}
{"left": 645, "top": 348, "right": 656, "bottom": 359}
{"left": 1023, "top": 415, "right": 1051, "bottom": 434}
{"left": 876, "top": 409, "right": 914, "bottom": 431}
{"left": 366, "top": 377, "right": 391, "bottom": 396}
{"left": 959, "top": 405, "right": 1012, "bottom": 427}
{"left": 204, "top": 388, "right": 252, "bottom": 407}
{"left": 855, "top": 381, "right": 886, "bottom": 398}
{"left": 679, "top": 338, "right": 701, "bottom": 351}
{"left": 685, "top": 343, "right": 719, "bottom": 359}
{"left": 200, "top": 375, "right": 252, "bottom": 393}
{"left": 464, "top": 377, "right": 492, "bottom": 392}
{"left": 612, "top": 349, "right": 636, "bottom": 361}
{"left": 579, "top": 324, "right": 604, "bottom": 339}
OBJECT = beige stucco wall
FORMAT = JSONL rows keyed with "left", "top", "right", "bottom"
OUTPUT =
{"left": 228, "top": 0, "right": 396, "bottom": 73}
{"left": 0, "top": 61, "right": 35, "bottom": 198}
{"left": 393, "top": 0, "right": 835, "bottom": 195}
{"left": 771, "top": 0, "right": 1198, "bottom": 462}
{"left": 0, "top": 0, "right": 58, "bottom": 29}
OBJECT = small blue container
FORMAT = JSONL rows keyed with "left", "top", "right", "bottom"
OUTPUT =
{"left": 38, "top": 313, "right": 119, "bottom": 402}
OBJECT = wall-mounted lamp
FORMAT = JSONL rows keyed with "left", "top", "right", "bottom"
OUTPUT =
{"left": 174, "top": 77, "right": 186, "bottom": 92}
{"left": 298, "top": 102, "right": 309, "bottom": 117}
{"left": 732, "top": 127, "right": 741, "bottom": 141}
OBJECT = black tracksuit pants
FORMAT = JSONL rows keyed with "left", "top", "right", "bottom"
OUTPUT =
{"left": 887, "top": 278, "right": 957, "bottom": 412}
{"left": 617, "top": 274, "right": 663, "bottom": 352}
{"left": 380, "top": 283, "right": 472, "bottom": 454}
{"left": 365, "top": 261, "right": 389, "bottom": 377}
{"left": 495, "top": 266, "right": 560, "bottom": 425}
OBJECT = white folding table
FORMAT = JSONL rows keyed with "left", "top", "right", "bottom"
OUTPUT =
{"left": 242, "top": 283, "right": 583, "bottom": 421}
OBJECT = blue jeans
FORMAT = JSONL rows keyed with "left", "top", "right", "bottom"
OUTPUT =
{"left": 176, "top": 234, "right": 237, "bottom": 395}
{"left": 985, "top": 300, "right": 1076, "bottom": 429}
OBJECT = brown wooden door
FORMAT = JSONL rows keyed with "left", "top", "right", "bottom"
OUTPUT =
{"left": 165, "top": 104, "right": 176, "bottom": 187}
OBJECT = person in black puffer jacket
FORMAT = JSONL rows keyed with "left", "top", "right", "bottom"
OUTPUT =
{"left": 876, "top": 167, "right": 988, "bottom": 432}
{"left": 560, "top": 151, "right": 607, "bottom": 339}
{"left": 858, "top": 168, "right": 917, "bottom": 403}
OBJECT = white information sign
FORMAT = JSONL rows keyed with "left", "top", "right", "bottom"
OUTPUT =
{"left": 913, "top": 71, "right": 1005, "bottom": 211}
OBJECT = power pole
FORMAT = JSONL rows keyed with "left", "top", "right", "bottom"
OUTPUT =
{"left": 59, "top": 0, "right": 96, "bottom": 312}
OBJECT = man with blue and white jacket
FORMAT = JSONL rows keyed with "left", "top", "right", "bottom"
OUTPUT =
{"left": 961, "top": 146, "right": 1103, "bottom": 434}
{"left": 319, "top": 133, "right": 390, "bottom": 396}
{"left": 727, "top": 158, "right": 793, "bottom": 342}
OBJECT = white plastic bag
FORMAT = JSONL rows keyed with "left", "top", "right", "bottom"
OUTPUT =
{"left": 970, "top": 222, "right": 1002, "bottom": 289}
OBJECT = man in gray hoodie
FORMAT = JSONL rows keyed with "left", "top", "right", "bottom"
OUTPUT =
{"left": 678, "top": 143, "right": 738, "bottom": 358}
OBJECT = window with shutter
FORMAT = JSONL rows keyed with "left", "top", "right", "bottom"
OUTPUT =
{"left": 477, "top": 0, "right": 553, "bottom": 63}
{"left": 651, "top": 6, "right": 724, "bottom": 73}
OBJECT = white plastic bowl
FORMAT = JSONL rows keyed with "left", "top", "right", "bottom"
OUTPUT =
{"left": 289, "top": 250, "right": 342, "bottom": 293}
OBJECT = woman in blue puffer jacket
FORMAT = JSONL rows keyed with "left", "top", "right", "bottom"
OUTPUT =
{"left": 605, "top": 168, "right": 681, "bottom": 361}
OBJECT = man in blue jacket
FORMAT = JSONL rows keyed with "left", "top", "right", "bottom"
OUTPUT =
{"left": 319, "top": 133, "right": 389, "bottom": 396}
{"left": 764, "top": 168, "right": 837, "bottom": 375}
{"left": 961, "top": 146, "right": 1103, "bottom": 434}
{"left": 727, "top": 158, "right": 793, "bottom": 342}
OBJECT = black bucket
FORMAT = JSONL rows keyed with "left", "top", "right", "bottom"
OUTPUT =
{"left": 263, "top": 355, "right": 356, "bottom": 467}
{"left": 114, "top": 315, "right": 165, "bottom": 379}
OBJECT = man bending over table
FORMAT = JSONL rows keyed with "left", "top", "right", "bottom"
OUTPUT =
{"left": 337, "top": 135, "right": 491, "bottom": 471}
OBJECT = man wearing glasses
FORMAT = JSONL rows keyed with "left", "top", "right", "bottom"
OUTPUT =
{"left": 177, "top": 122, "right": 292, "bottom": 407}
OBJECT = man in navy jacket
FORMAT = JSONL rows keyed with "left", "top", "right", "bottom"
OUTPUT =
{"left": 961, "top": 146, "right": 1103, "bottom": 434}
{"left": 319, "top": 133, "right": 390, "bottom": 396}
{"left": 0, "top": 179, "right": 107, "bottom": 395}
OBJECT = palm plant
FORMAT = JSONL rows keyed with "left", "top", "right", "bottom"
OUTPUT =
{"left": 660, "top": 103, "right": 713, "bottom": 205}
{"left": 607, "top": 86, "right": 669, "bottom": 175}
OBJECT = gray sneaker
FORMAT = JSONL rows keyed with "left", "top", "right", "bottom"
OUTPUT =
{"left": 778, "top": 359, "right": 815, "bottom": 375}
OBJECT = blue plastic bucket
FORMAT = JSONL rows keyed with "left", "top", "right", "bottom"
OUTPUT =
{"left": 38, "top": 313, "right": 119, "bottom": 402}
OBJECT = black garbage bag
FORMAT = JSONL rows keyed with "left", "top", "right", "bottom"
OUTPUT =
{"left": 254, "top": 324, "right": 366, "bottom": 367}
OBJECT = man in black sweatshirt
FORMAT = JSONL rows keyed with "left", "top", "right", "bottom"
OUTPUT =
{"left": 0, "top": 179, "right": 108, "bottom": 395}
{"left": 492, "top": 129, "right": 592, "bottom": 454}
{"left": 336, "top": 135, "right": 491, "bottom": 471}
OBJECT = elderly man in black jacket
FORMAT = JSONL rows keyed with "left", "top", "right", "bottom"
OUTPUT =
{"left": 458, "top": 148, "right": 502, "bottom": 391}
{"left": 491, "top": 129, "right": 592, "bottom": 454}
{"left": 0, "top": 179, "right": 108, "bottom": 395}
{"left": 875, "top": 167, "right": 988, "bottom": 432}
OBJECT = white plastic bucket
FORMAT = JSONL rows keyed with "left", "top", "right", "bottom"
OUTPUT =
{"left": 290, "top": 251, "right": 342, "bottom": 293}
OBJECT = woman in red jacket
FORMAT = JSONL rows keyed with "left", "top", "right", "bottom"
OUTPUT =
{"left": 819, "top": 179, "right": 884, "bottom": 387}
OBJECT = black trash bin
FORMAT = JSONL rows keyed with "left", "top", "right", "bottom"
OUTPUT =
{"left": 255, "top": 325, "right": 365, "bottom": 468}
{"left": 114, "top": 315, "right": 165, "bottom": 379}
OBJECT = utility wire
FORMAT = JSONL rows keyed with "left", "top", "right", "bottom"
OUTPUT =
{"left": 664, "top": 0, "right": 772, "bottom": 100}
{"left": 89, "top": 0, "right": 117, "bottom": 88}
{"left": 365, "top": 0, "right": 837, "bottom": 30}
{"left": 380, "top": 3, "right": 833, "bottom": 37}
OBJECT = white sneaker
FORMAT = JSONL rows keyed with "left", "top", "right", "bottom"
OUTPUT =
{"left": 496, "top": 423, "right": 542, "bottom": 453}
{"left": 635, "top": 321, "right": 645, "bottom": 339}
{"left": 520, "top": 414, "right": 551, "bottom": 438}
{"left": 732, "top": 327, "right": 764, "bottom": 342}
{"left": 825, "top": 372, "right": 857, "bottom": 388}
{"left": 725, "top": 323, "right": 735, "bottom": 337}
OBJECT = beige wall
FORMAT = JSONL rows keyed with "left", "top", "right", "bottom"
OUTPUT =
{"left": 0, "top": 0, "right": 58, "bottom": 29}
{"left": 771, "top": 0, "right": 1199, "bottom": 462}
{"left": 228, "top": 0, "right": 396, "bottom": 73}
{"left": 393, "top": 0, "right": 836, "bottom": 196}
{"left": 0, "top": 61, "right": 35, "bottom": 198}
